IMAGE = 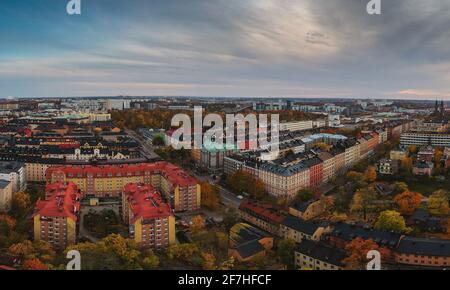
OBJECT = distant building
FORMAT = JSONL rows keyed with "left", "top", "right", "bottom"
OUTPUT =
{"left": 412, "top": 160, "right": 433, "bottom": 177}
{"left": 288, "top": 198, "right": 330, "bottom": 221}
{"left": 376, "top": 159, "right": 398, "bottom": 175}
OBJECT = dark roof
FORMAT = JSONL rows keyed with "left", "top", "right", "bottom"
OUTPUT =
{"left": 295, "top": 240, "right": 346, "bottom": 267}
{"left": 290, "top": 199, "right": 318, "bottom": 213}
{"left": 282, "top": 215, "right": 326, "bottom": 235}
{"left": 329, "top": 222, "right": 401, "bottom": 248}
{"left": 235, "top": 240, "right": 265, "bottom": 259}
{"left": 397, "top": 237, "right": 450, "bottom": 257}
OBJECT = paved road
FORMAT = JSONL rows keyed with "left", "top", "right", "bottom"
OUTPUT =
{"left": 125, "top": 129, "right": 160, "bottom": 160}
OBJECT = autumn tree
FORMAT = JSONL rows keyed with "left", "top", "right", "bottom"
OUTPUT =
{"left": 201, "top": 252, "right": 217, "bottom": 270}
{"left": 343, "top": 238, "right": 390, "bottom": 270}
{"left": 401, "top": 156, "right": 413, "bottom": 173}
{"left": 65, "top": 234, "right": 141, "bottom": 270}
{"left": 315, "top": 142, "right": 332, "bottom": 152}
{"left": 428, "top": 190, "right": 450, "bottom": 216}
{"left": 374, "top": 210, "right": 409, "bottom": 233}
{"left": 408, "top": 145, "right": 418, "bottom": 154}
{"left": 8, "top": 240, "right": 55, "bottom": 264}
{"left": 141, "top": 250, "right": 160, "bottom": 270}
{"left": 23, "top": 258, "right": 49, "bottom": 270}
{"left": 201, "top": 182, "right": 221, "bottom": 211}
{"left": 346, "top": 171, "right": 367, "bottom": 188}
{"left": 350, "top": 186, "right": 377, "bottom": 220}
{"left": 364, "top": 166, "right": 377, "bottom": 183}
{"left": 190, "top": 215, "right": 206, "bottom": 233}
{"left": 226, "top": 170, "right": 267, "bottom": 199}
{"left": 10, "top": 191, "right": 32, "bottom": 218}
{"left": 167, "top": 243, "right": 199, "bottom": 264}
{"left": 393, "top": 182, "right": 409, "bottom": 195}
{"left": 394, "top": 191, "right": 423, "bottom": 215}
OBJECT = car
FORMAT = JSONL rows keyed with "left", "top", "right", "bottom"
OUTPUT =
{"left": 237, "top": 195, "right": 244, "bottom": 200}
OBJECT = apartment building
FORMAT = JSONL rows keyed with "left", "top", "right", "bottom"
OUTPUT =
{"left": 0, "top": 161, "right": 27, "bottom": 193}
{"left": 122, "top": 183, "right": 175, "bottom": 248}
{"left": 33, "top": 182, "right": 80, "bottom": 249}
{"left": 295, "top": 240, "right": 346, "bottom": 270}
{"left": 395, "top": 237, "right": 450, "bottom": 268}
{"left": 0, "top": 180, "right": 13, "bottom": 212}
{"left": 280, "top": 215, "right": 329, "bottom": 243}
{"left": 46, "top": 162, "right": 201, "bottom": 212}
{"left": 238, "top": 199, "right": 286, "bottom": 236}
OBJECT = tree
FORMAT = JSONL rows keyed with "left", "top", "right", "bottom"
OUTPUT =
{"left": 346, "top": 171, "right": 367, "bottom": 188}
{"left": 315, "top": 142, "right": 332, "bottom": 152}
{"left": 142, "top": 250, "right": 160, "bottom": 270}
{"left": 201, "top": 182, "right": 221, "bottom": 211}
{"left": 10, "top": 191, "right": 32, "bottom": 218}
{"left": 223, "top": 207, "right": 239, "bottom": 230}
{"left": 190, "top": 215, "right": 206, "bottom": 233}
{"left": 152, "top": 135, "right": 165, "bottom": 146}
{"left": 65, "top": 234, "right": 142, "bottom": 270}
{"left": 394, "top": 191, "right": 423, "bottom": 215}
{"left": 428, "top": 190, "right": 450, "bottom": 216}
{"left": 167, "top": 243, "right": 199, "bottom": 263}
{"left": 201, "top": 252, "right": 217, "bottom": 270}
{"left": 343, "top": 238, "right": 390, "bottom": 270}
{"left": 374, "top": 210, "right": 409, "bottom": 233}
{"left": 350, "top": 186, "right": 377, "bottom": 220}
{"left": 393, "top": 182, "right": 409, "bottom": 195}
{"left": 364, "top": 166, "right": 377, "bottom": 183}
{"left": 226, "top": 170, "right": 267, "bottom": 200}
{"left": 8, "top": 240, "right": 55, "bottom": 264}
{"left": 296, "top": 188, "right": 315, "bottom": 202}
{"left": 277, "top": 238, "right": 296, "bottom": 267}
{"left": 401, "top": 156, "right": 413, "bottom": 173}
{"left": 23, "top": 258, "right": 48, "bottom": 270}
{"left": 408, "top": 145, "right": 418, "bottom": 154}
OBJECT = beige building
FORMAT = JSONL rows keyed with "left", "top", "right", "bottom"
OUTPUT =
{"left": 0, "top": 180, "right": 13, "bottom": 212}
{"left": 295, "top": 240, "right": 346, "bottom": 270}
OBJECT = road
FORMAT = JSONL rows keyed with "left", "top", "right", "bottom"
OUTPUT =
{"left": 126, "top": 128, "right": 242, "bottom": 208}
{"left": 125, "top": 129, "right": 161, "bottom": 160}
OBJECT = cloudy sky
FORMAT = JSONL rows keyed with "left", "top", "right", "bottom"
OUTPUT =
{"left": 1, "top": 0, "right": 450, "bottom": 99}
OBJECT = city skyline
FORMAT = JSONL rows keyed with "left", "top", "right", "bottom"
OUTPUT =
{"left": 1, "top": 0, "right": 450, "bottom": 99}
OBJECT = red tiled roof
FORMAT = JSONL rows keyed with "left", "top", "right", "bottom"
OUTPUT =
{"left": 239, "top": 199, "right": 286, "bottom": 224}
{"left": 123, "top": 183, "right": 173, "bottom": 223}
{"left": 34, "top": 182, "right": 80, "bottom": 221}
{"left": 46, "top": 162, "right": 198, "bottom": 187}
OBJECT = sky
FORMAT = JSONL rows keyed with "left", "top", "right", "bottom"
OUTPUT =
{"left": 1, "top": 0, "right": 450, "bottom": 99}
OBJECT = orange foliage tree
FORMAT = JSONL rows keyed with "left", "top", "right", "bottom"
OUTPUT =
{"left": 343, "top": 238, "right": 391, "bottom": 270}
{"left": 23, "top": 258, "right": 48, "bottom": 270}
{"left": 394, "top": 191, "right": 423, "bottom": 215}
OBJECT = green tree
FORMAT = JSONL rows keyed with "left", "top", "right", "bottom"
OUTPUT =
{"left": 393, "top": 182, "right": 409, "bottom": 195}
{"left": 296, "top": 188, "right": 315, "bottom": 202}
{"left": 277, "top": 238, "right": 296, "bottom": 267}
{"left": 374, "top": 210, "right": 409, "bottom": 233}
{"left": 152, "top": 135, "right": 166, "bottom": 146}
{"left": 223, "top": 207, "right": 239, "bottom": 230}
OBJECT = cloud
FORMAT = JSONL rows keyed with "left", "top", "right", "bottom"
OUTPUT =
{"left": 0, "top": 0, "right": 449, "bottom": 98}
